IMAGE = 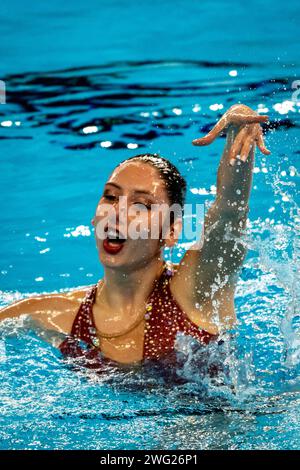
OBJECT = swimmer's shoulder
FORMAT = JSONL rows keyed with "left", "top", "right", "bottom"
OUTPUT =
{"left": 63, "top": 285, "right": 95, "bottom": 302}
{"left": 34, "top": 284, "right": 96, "bottom": 334}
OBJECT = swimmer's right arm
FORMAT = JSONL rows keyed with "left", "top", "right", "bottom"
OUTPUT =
{"left": 0, "top": 287, "right": 91, "bottom": 333}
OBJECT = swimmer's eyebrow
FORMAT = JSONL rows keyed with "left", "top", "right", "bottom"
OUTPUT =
{"left": 132, "top": 189, "right": 152, "bottom": 196}
{"left": 105, "top": 182, "right": 152, "bottom": 196}
{"left": 104, "top": 182, "right": 121, "bottom": 190}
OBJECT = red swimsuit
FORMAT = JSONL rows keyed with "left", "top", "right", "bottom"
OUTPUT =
{"left": 59, "top": 264, "right": 216, "bottom": 369}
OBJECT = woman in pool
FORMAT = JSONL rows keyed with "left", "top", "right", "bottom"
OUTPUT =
{"left": 0, "top": 104, "right": 270, "bottom": 367}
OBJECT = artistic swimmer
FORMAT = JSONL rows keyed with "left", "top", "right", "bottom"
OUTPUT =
{"left": 0, "top": 104, "right": 270, "bottom": 368}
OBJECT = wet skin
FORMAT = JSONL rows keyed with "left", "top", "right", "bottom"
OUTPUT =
{"left": 0, "top": 104, "right": 271, "bottom": 364}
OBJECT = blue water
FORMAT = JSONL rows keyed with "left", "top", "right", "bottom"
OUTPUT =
{"left": 0, "top": 0, "right": 299, "bottom": 450}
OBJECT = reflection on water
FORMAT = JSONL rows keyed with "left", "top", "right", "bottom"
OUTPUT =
{"left": 0, "top": 60, "right": 299, "bottom": 449}
{"left": 1, "top": 60, "right": 299, "bottom": 152}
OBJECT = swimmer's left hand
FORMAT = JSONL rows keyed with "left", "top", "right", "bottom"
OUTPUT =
{"left": 192, "top": 104, "right": 271, "bottom": 166}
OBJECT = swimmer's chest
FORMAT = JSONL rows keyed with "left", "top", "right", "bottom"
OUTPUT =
{"left": 98, "top": 320, "right": 146, "bottom": 364}
{"left": 91, "top": 301, "right": 147, "bottom": 363}
{"left": 91, "top": 300, "right": 180, "bottom": 364}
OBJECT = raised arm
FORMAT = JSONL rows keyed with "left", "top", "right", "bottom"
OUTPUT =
{"left": 170, "top": 104, "right": 270, "bottom": 334}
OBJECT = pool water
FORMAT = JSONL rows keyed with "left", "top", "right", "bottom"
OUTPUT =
{"left": 0, "top": 0, "right": 299, "bottom": 450}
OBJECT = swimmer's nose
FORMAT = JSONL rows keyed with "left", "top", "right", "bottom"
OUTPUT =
{"left": 104, "top": 224, "right": 126, "bottom": 239}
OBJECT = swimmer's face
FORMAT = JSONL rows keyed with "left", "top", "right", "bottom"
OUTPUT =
{"left": 93, "top": 161, "right": 181, "bottom": 271}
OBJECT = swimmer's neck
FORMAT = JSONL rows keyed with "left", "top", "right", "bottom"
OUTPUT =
{"left": 96, "top": 258, "right": 164, "bottom": 312}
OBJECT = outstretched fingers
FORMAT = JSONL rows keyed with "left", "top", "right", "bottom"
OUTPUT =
{"left": 228, "top": 126, "right": 249, "bottom": 165}
{"left": 192, "top": 111, "right": 269, "bottom": 147}
{"left": 231, "top": 125, "right": 271, "bottom": 165}
{"left": 240, "top": 134, "right": 255, "bottom": 162}
{"left": 192, "top": 115, "right": 228, "bottom": 146}
{"left": 231, "top": 113, "right": 269, "bottom": 125}
{"left": 256, "top": 128, "right": 271, "bottom": 155}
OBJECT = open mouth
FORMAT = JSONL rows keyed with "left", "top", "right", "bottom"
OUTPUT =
{"left": 103, "top": 227, "right": 127, "bottom": 254}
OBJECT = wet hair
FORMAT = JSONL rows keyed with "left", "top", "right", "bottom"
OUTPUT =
{"left": 117, "top": 153, "right": 187, "bottom": 221}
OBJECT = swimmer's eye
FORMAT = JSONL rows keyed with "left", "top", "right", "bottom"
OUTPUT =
{"left": 103, "top": 194, "right": 117, "bottom": 202}
{"left": 102, "top": 194, "right": 152, "bottom": 210}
